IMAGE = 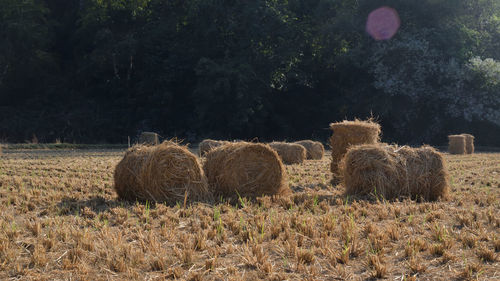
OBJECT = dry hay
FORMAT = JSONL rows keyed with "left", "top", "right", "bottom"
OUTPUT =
{"left": 461, "top": 134, "right": 475, "bottom": 154}
{"left": 398, "top": 146, "right": 449, "bottom": 201}
{"left": 203, "top": 142, "right": 290, "bottom": 198}
{"left": 329, "top": 120, "right": 381, "bottom": 175}
{"left": 139, "top": 132, "right": 159, "bottom": 145}
{"left": 199, "top": 139, "right": 230, "bottom": 156}
{"left": 294, "top": 140, "right": 325, "bottom": 160}
{"left": 268, "top": 142, "right": 307, "bottom": 164}
{"left": 340, "top": 144, "right": 449, "bottom": 201}
{"left": 114, "top": 141, "right": 210, "bottom": 204}
{"left": 448, "top": 135, "right": 466, "bottom": 155}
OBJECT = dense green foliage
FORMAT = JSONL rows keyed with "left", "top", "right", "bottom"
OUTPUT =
{"left": 1, "top": 0, "right": 499, "bottom": 145}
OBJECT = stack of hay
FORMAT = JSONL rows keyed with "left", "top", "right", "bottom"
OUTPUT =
{"left": 199, "top": 139, "right": 230, "bottom": 156}
{"left": 329, "top": 120, "right": 381, "bottom": 176}
{"left": 448, "top": 134, "right": 475, "bottom": 155}
{"left": 294, "top": 140, "right": 324, "bottom": 160}
{"left": 340, "top": 144, "right": 449, "bottom": 201}
{"left": 204, "top": 142, "right": 290, "bottom": 198}
{"left": 114, "top": 141, "right": 210, "bottom": 204}
{"left": 268, "top": 142, "right": 306, "bottom": 164}
{"left": 448, "top": 135, "right": 466, "bottom": 155}
{"left": 461, "top": 134, "right": 475, "bottom": 154}
{"left": 139, "top": 132, "right": 159, "bottom": 145}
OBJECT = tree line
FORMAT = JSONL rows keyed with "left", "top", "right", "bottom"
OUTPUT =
{"left": 1, "top": 0, "right": 499, "bottom": 145}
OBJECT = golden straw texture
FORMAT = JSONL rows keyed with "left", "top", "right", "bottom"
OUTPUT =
{"left": 204, "top": 142, "right": 290, "bottom": 198}
{"left": 114, "top": 141, "right": 210, "bottom": 203}
{"left": 329, "top": 120, "right": 381, "bottom": 175}
{"left": 340, "top": 144, "right": 449, "bottom": 201}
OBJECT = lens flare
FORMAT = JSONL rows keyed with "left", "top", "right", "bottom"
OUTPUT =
{"left": 366, "top": 7, "right": 400, "bottom": 40}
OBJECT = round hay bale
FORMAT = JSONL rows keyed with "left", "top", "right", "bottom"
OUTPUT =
{"left": 294, "top": 140, "right": 325, "bottom": 160}
{"left": 340, "top": 144, "right": 449, "bottom": 201}
{"left": 268, "top": 142, "right": 307, "bottom": 164}
{"left": 114, "top": 141, "right": 210, "bottom": 203}
{"left": 398, "top": 146, "right": 449, "bottom": 201}
{"left": 461, "top": 134, "right": 475, "bottom": 154}
{"left": 329, "top": 120, "right": 381, "bottom": 175}
{"left": 139, "top": 132, "right": 159, "bottom": 145}
{"left": 199, "top": 139, "right": 230, "bottom": 156}
{"left": 340, "top": 144, "right": 407, "bottom": 199}
{"left": 203, "top": 142, "right": 290, "bottom": 198}
{"left": 448, "top": 135, "right": 466, "bottom": 155}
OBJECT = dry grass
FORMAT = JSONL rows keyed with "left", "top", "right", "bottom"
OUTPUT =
{"left": 0, "top": 148, "right": 498, "bottom": 280}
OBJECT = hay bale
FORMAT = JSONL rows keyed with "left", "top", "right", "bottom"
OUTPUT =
{"left": 398, "top": 146, "right": 449, "bottom": 201}
{"left": 139, "top": 132, "right": 159, "bottom": 145}
{"left": 114, "top": 141, "right": 210, "bottom": 203}
{"left": 294, "top": 140, "right": 325, "bottom": 160}
{"left": 329, "top": 120, "right": 381, "bottom": 175}
{"left": 461, "top": 134, "right": 475, "bottom": 154}
{"left": 448, "top": 135, "right": 466, "bottom": 155}
{"left": 340, "top": 144, "right": 406, "bottom": 199}
{"left": 340, "top": 144, "right": 449, "bottom": 201}
{"left": 203, "top": 142, "right": 290, "bottom": 198}
{"left": 199, "top": 139, "right": 230, "bottom": 156}
{"left": 268, "top": 142, "right": 307, "bottom": 164}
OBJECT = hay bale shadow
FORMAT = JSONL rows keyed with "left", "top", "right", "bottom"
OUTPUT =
{"left": 291, "top": 185, "right": 305, "bottom": 193}
{"left": 56, "top": 196, "right": 124, "bottom": 217}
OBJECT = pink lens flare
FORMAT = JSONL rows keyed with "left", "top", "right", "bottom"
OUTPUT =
{"left": 366, "top": 6, "right": 400, "bottom": 40}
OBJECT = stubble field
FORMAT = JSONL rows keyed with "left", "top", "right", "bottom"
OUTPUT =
{"left": 0, "top": 148, "right": 499, "bottom": 280}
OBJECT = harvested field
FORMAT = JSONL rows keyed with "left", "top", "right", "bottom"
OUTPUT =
{"left": 0, "top": 148, "right": 499, "bottom": 280}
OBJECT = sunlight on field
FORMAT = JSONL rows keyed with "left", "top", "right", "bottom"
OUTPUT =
{"left": 0, "top": 149, "right": 498, "bottom": 280}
